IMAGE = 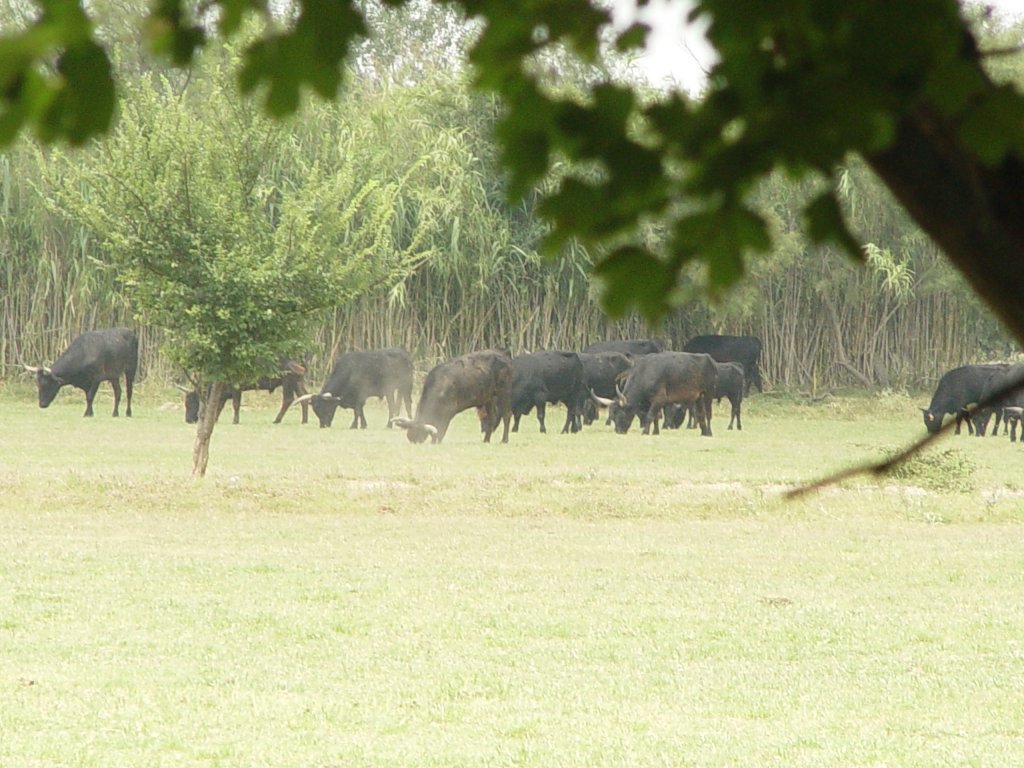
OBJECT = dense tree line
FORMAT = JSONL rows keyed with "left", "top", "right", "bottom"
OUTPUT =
{"left": 0, "top": 2, "right": 1020, "bottom": 392}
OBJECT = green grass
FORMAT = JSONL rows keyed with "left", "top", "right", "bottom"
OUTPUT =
{"left": 2, "top": 383, "right": 1024, "bottom": 767}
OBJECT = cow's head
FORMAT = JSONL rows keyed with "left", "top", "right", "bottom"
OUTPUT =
{"left": 391, "top": 417, "right": 438, "bottom": 444}
{"left": 920, "top": 407, "right": 941, "bottom": 434}
{"left": 589, "top": 388, "right": 635, "bottom": 433}
{"left": 612, "top": 405, "right": 639, "bottom": 434}
{"left": 310, "top": 394, "right": 343, "bottom": 427}
{"left": 24, "top": 365, "right": 63, "bottom": 408}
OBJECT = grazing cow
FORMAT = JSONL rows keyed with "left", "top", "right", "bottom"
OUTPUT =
{"left": 294, "top": 348, "right": 413, "bottom": 429}
{"left": 666, "top": 360, "right": 746, "bottom": 431}
{"left": 921, "top": 363, "right": 1008, "bottom": 434}
{"left": 579, "top": 351, "right": 634, "bottom": 426}
{"left": 973, "top": 363, "right": 1024, "bottom": 436}
{"left": 1002, "top": 406, "right": 1024, "bottom": 442}
{"left": 510, "top": 351, "right": 585, "bottom": 433}
{"left": 593, "top": 351, "right": 718, "bottom": 435}
{"left": 25, "top": 327, "right": 138, "bottom": 417}
{"left": 183, "top": 358, "right": 309, "bottom": 425}
{"left": 682, "top": 334, "right": 764, "bottom": 394}
{"left": 392, "top": 350, "right": 512, "bottom": 444}
{"left": 582, "top": 338, "right": 663, "bottom": 356}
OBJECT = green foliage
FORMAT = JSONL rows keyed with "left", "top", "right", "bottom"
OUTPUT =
{"left": 883, "top": 446, "right": 977, "bottom": 493}
{"left": 3, "top": 0, "right": 1024, "bottom": 333}
{"left": 0, "top": 1, "right": 114, "bottom": 145}
{"left": 4, "top": 1, "right": 1024, "bottom": 391}
{"left": 41, "top": 42, "right": 425, "bottom": 385}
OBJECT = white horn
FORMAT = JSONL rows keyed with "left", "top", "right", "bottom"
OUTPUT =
{"left": 175, "top": 384, "right": 192, "bottom": 393}
{"left": 390, "top": 417, "right": 413, "bottom": 429}
{"left": 589, "top": 388, "right": 614, "bottom": 407}
{"left": 423, "top": 424, "right": 438, "bottom": 436}
{"left": 615, "top": 380, "right": 628, "bottom": 407}
{"left": 23, "top": 365, "right": 40, "bottom": 373}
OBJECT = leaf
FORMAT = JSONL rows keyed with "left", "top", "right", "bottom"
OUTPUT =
{"left": 238, "top": 0, "right": 366, "bottom": 116}
{"left": 39, "top": 40, "right": 115, "bottom": 145}
{"left": 592, "top": 246, "right": 674, "bottom": 320}
{"left": 145, "top": 0, "right": 207, "bottom": 65}
{"left": 218, "top": 0, "right": 267, "bottom": 37}
{"left": 957, "top": 84, "right": 1024, "bottom": 167}
{"left": 615, "top": 22, "right": 648, "bottom": 53}
{"left": 804, "top": 191, "right": 862, "bottom": 261}
{"left": 493, "top": 82, "right": 555, "bottom": 196}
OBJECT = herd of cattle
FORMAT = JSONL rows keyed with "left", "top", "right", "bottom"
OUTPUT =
{"left": 26, "top": 327, "right": 1023, "bottom": 444}
{"left": 21, "top": 328, "right": 764, "bottom": 442}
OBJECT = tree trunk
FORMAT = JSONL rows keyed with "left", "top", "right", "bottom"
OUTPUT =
{"left": 192, "top": 380, "right": 224, "bottom": 478}
{"left": 866, "top": 102, "right": 1024, "bottom": 349}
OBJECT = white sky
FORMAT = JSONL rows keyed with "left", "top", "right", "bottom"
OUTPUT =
{"left": 615, "top": 0, "right": 1024, "bottom": 93}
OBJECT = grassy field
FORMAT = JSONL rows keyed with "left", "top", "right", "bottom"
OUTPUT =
{"left": 2, "top": 382, "right": 1023, "bottom": 767}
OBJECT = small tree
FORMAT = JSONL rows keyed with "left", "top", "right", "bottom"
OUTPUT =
{"left": 47, "top": 45, "right": 427, "bottom": 476}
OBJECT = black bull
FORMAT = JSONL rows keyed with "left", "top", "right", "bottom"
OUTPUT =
{"left": 594, "top": 352, "right": 718, "bottom": 436}
{"left": 292, "top": 348, "right": 414, "bottom": 429}
{"left": 182, "top": 358, "right": 309, "bottom": 425}
{"left": 579, "top": 351, "right": 634, "bottom": 426}
{"left": 921, "top": 363, "right": 1008, "bottom": 435}
{"left": 393, "top": 350, "right": 512, "bottom": 444}
{"left": 582, "top": 338, "right": 663, "bottom": 356}
{"left": 682, "top": 334, "right": 763, "bottom": 394}
{"left": 25, "top": 327, "right": 138, "bottom": 417}
{"left": 510, "top": 350, "right": 584, "bottom": 434}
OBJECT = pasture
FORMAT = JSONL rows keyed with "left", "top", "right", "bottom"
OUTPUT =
{"left": 2, "top": 383, "right": 1023, "bottom": 767}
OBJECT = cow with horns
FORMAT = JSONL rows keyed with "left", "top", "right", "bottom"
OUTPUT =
{"left": 25, "top": 327, "right": 138, "bottom": 417}
{"left": 292, "top": 348, "right": 414, "bottom": 429}
{"left": 392, "top": 349, "right": 512, "bottom": 444}
{"left": 180, "top": 358, "right": 309, "bottom": 425}
{"left": 592, "top": 351, "right": 718, "bottom": 435}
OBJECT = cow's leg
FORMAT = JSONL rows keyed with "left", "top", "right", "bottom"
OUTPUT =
{"left": 699, "top": 394, "right": 713, "bottom": 436}
{"left": 273, "top": 386, "right": 292, "bottom": 424}
{"left": 642, "top": 405, "right": 660, "bottom": 435}
{"left": 561, "top": 400, "right": 580, "bottom": 434}
{"left": 484, "top": 403, "right": 499, "bottom": 443}
{"left": 83, "top": 383, "right": 100, "bottom": 417}
{"left": 560, "top": 399, "right": 574, "bottom": 434}
{"left": 291, "top": 381, "right": 309, "bottom": 424}
{"left": 110, "top": 378, "right": 122, "bottom": 417}
{"left": 273, "top": 396, "right": 290, "bottom": 424}
{"left": 500, "top": 410, "right": 511, "bottom": 443}
{"left": 385, "top": 393, "right": 398, "bottom": 427}
{"left": 729, "top": 396, "right": 741, "bottom": 430}
{"left": 536, "top": 401, "right": 547, "bottom": 433}
{"left": 479, "top": 405, "right": 493, "bottom": 441}
{"left": 124, "top": 373, "right": 133, "bottom": 417}
{"left": 231, "top": 392, "right": 241, "bottom": 424}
